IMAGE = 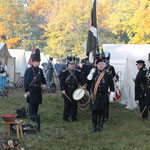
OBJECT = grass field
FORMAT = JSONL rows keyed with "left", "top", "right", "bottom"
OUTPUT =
{"left": 0, "top": 89, "right": 150, "bottom": 150}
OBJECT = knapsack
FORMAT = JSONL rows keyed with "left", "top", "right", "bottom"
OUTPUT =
{"left": 0, "top": 66, "right": 5, "bottom": 74}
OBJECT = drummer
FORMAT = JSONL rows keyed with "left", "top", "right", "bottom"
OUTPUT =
{"left": 60, "top": 55, "right": 86, "bottom": 122}
{"left": 87, "top": 58, "right": 115, "bottom": 133}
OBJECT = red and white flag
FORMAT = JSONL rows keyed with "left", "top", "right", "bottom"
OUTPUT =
{"left": 28, "top": 46, "right": 36, "bottom": 65}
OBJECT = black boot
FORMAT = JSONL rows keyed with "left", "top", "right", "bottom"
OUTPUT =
{"left": 98, "top": 118, "right": 104, "bottom": 132}
{"left": 92, "top": 123, "right": 97, "bottom": 133}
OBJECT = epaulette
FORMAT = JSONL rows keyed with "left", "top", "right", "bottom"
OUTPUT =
{"left": 143, "top": 67, "right": 147, "bottom": 71}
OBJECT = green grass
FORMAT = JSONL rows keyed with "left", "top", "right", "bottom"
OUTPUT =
{"left": 0, "top": 89, "right": 150, "bottom": 150}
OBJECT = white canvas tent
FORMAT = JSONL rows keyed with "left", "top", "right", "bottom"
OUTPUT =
{"left": 0, "top": 43, "right": 15, "bottom": 82}
{"left": 8, "top": 49, "right": 27, "bottom": 80}
{"left": 102, "top": 44, "right": 150, "bottom": 110}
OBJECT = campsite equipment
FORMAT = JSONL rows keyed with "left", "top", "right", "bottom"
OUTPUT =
{"left": 1, "top": 114, "right": 17, "bottom": 122}
{"left": 16, "top": 107, "right": 28, "bottom": 118}
{"left": 11, "top": 123, "right": 38, "bottom": 134}
{"left": 14, "top": 114, "right": 40, "bottom": 133}
{"left": 2, "top": 120, "right": 23, "bottom": 139}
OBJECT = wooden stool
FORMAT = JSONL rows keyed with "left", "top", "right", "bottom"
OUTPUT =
{"left": 2, "top": 120, "right": 24, "bottom": 139}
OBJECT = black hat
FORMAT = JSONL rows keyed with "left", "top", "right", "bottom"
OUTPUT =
{"left": 49, "top": 57, "right": 53, "bottom": 61}
{"left": 96, "top": 58, "right": 105, "bottom": 64}
{"left": 75, "top": 57, "right": 80, "bottom": 64}
{"left": 67, "top": 55, "right": 75, "bottom": 64}
{"left": 32, "top": 49, "right": 41, "bottom": 62}
{"left": 81, "top": 57, "right": 89, "bottom": 63}
{"left": 101, "top": 51, "right": 110, "bottom": 62}
{"left": 62, "top": 58, "right": 66, "bottom": 63}
{"left": 81, "top": 58, "right": 86, "bottom": 63}
{"left": 136, "top": 60, "right": 145, "bottom": 65}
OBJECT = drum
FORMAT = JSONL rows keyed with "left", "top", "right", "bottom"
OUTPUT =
{"left": 73, "top": 88, "right": 90, "bottom": 110}
{"left": 112, "top": 84, "right": 122, "bottom": 103}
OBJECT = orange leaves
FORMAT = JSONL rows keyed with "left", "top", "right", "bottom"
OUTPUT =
{"left": 1, "top": 0, "right": 150, "bottom": 53}
{"left": 5, "top": 37, "right": 20, "bottom": 49}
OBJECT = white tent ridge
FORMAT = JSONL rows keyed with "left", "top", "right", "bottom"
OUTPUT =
{"left": 102, "top": 44, "right": 150, "bottom": 110}
{"left": 0, "top": 43, "right": 15, "bottom": 82}
{"left": 102, "top": 44, "right": 150, "bottom": 60}
{"left": 9, "top": 49, "right": 27, "bottom": 77}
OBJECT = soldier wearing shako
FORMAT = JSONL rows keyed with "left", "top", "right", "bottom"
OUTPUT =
{"left": 24, "top": 49, "right": 46, "bottom": 118}
{"left": 81, "top": 57, "right": 92, "bottom": 92}
{"left": 60, "top": 56, "right": 86, "bottom": 122}
{"left": 101, "top": 50, "right": 117, "bottom": 122}
{"left": 144, "top": 54, "right": 150, "bottom": 118}
{"left": 102, "top": 51, "right": 117, "bottom": 79}
{"left": 146, "top": 65, "right": 150, "bottom": 111}
{"left": 134, "top": 60, "right": 148, "bottom": 120}
{"left": 87, "top": 58, "right": 115, "bottom": 133}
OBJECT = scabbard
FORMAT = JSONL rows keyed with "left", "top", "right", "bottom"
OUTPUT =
{"left": 91, "top": 93, "right": 96, "bottom": 104}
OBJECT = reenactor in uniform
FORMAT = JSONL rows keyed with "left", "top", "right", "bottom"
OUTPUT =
{"left": 46, "top": 57, "right": 54, "bottom": 88}
{"left": 146, "top": 66, "right": 150, "bottom": 111}
{"left": 60, "top": 56, "right": 86, "bottom": 122}
{"left": 101, "top": 51, "right": 117, "bottom": 122}
{"left": 145, "top": 54, "right": 150, "bottom": 117}
{"left": 58, "top": 59, "right": 67, "bottom": 80}
{"left": 75, "top": 57, "right": 82, "bottom": 71}
{"left": 81, "top": 58, "right": 92, "bottom": 79}
{"left": 102, "top": 51, "right": 117, "bottom": 79}
{"left": 24, "top": 49, "right": 46, "bottom": 118}
{"left": 134, "top": 60, "right": 148, "bottom": 120}
{"left": 81, "top": 58, "right": 87, "bottom": 67}
{"left": 87, "top": 58, "right": 115, "bottom": 133}
{"left": 81, "top": 57, "right": 92, "bottom": 92}
{"left": 61, "top": 58, "right": 67, "bottom": 70}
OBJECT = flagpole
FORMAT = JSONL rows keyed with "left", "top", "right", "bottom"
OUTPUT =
{"left": 86, "top": 0, "right": 99, "bottom": 64}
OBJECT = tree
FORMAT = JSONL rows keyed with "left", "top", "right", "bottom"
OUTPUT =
{"left": 0, "top": 0, "right": 20, "bottom": 48}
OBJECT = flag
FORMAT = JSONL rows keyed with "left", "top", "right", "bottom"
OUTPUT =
{"left": 86, "top": 0, "right": 99, "bottom": 63}
{"left": 28, "top": 46, "right": 36, "bottom": 65}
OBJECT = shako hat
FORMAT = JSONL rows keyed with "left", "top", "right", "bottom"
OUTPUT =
{"left": 32, "top": 49, "right": 41, "bottom": 62}
{"left": 67, "top": 55, "right": 76, "bottom": 64}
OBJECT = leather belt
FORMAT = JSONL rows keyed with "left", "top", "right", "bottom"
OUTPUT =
{"left": 67, "top": 85, "right": 74, "bottom": 88}
{"left": 96, "top": 93, "right": 108, "bottom": 96}
{"left": 32, "top": 84, "right": 41, "bottom": 87}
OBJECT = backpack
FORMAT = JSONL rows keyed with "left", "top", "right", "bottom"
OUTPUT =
{"left": 0, "top": 66, "right": 5, "bottom": 73}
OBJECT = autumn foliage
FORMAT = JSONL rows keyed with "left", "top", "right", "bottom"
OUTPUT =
{"left": 0, "top": 0, "right": 150, "bottom": 57}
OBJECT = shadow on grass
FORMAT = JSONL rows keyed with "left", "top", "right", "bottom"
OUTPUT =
{"left": 0, "top": 89, "right": 150, "bottom": 150}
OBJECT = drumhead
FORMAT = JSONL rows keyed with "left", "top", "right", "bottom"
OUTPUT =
{"left": 73, "top": 88, "right": 85, "bottom": 100}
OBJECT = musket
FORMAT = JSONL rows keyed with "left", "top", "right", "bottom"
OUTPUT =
{"left": 133, "top": 108, "right": 144, "bottom": 121}
{"left": 133, "top": 105, "right": 148, "bottom": 122}
{"left": 141, "top": 106, "right": 148, "bottom": 116}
